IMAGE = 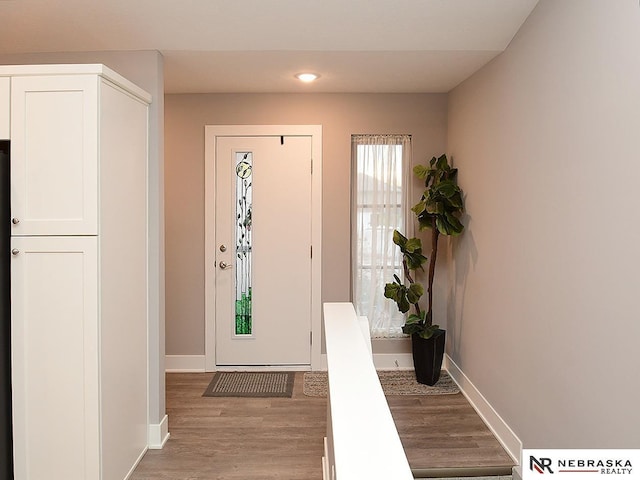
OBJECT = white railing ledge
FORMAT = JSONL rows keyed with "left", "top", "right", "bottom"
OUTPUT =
{"left": 322, "top": 302, "right": 413, "bottom": 480}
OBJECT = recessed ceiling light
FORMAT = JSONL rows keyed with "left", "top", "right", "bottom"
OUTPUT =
{"left": 295, "top": 73, "right": 320, "bottom": 83}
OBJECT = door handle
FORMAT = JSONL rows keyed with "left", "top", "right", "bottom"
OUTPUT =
{"left": 219, "top": 261, "right": 232, "bottom": 270}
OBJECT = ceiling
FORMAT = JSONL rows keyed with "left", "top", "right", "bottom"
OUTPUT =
{"left": 0, "top": 0, "right": 539, "bottom": 94}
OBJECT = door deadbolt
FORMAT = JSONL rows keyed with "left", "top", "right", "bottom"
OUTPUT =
{"left": 219, "top": 244, "right": 227, "bottom": 252}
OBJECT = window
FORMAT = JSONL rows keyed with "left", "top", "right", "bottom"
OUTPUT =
{"left": 351, "top": 134, "right": 411, "bottom": 337}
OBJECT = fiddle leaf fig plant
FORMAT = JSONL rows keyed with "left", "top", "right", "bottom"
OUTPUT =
{"left": 384, "top": 154, "right": 465, "bottom": 339}
{"left": 384, "top": 230, "right": 439, "bottom": 339}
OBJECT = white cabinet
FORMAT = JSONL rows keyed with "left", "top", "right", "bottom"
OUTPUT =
{"left": 10, "top": 75, "right": 99, "bottom": 235}
{"left": 0, "top": 77, "right": 8, "bottom": 139}
{"left": 10, "top": 237, "right": 100, "bottom": 480}
{"left": 2, "top": 64, "right": 151, "bottom": 480}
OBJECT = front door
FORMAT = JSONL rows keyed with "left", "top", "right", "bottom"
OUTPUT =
{"left": 214, "top": 135, "right": 312, "bottom": 365}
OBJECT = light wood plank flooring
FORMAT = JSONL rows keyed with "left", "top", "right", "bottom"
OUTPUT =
{"left": 130, "top": 372, "right": 513, "bottom": 480}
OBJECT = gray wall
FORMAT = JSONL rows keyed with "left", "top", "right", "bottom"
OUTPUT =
{"left": 0, "top": 51, "right": 167, "bottom": 426}
{"left": 164, "top": 93, "right": 448, "bottom": 355}
{"left": 447, "top": 0, "right": 640, "bottom": 448}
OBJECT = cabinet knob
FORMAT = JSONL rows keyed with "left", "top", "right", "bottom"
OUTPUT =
{"left": 11, "top": 249, "right": 19, "bottom": 256}
{"left": 11, "top": 218, "right": 19, "bottom": 225}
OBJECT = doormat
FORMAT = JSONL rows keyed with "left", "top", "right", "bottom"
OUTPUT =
{"left": 203, "top": 372, "right": 295, "bottom": 398}
{"left": 303, "top": 370, "right": 459, "bottom": 397}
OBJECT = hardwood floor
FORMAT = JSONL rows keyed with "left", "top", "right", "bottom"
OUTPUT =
{"left": 131, "top": 372, "right": 326, "bottom": 480}
{"left": 387, "top": 394, "right": 514, "bottom": 477}
{"left": 130, "top": 372, "right": 513, "bottom": 479}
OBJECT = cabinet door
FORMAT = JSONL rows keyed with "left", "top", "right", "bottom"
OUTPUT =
{"left": 11, "top": 75, "right": 98, "bottom": 235}
{"left": 11, "top": 236, "right": 99, "bottom": 480}
{"left": 0, "top": 77, "right": 8, "bottom": 139}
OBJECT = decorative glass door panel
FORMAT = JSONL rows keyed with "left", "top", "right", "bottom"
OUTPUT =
{"left": 235, "top": 152, "right": 252, "bottom": 335}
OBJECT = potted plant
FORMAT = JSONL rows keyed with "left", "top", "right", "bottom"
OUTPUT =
{"left": 384, "top": 154, "right": 465, "bottom": 385}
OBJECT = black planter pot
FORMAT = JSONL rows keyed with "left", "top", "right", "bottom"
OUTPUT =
{"left": 411, "top": 329, "right": 446, "bottom": 386}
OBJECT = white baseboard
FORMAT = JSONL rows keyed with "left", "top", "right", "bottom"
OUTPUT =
{"left": 124, "top": 446, "right": 148, "bottom": 480}
{"left": 165, "top": 355, "right": 206, "bottom": 372}
{"left": 444, "top": 354, "right": 521, "bottom": 464}
{"left": 215, "top": 365, "right": 311, "bottom": 371}
{"left": 317, "top": 352, "right": 414, "bottom": 371}
{"left": 148, "top": 414, "right": 170, "bottom": 449}
{"left": 167, "top": 353, "right": 413, "bottom": 372}
{"left": 167, "top": 355, "right": 315, "bottom": 372}
{"left": 373, "top": 353, "right": 414, "bottom": 370}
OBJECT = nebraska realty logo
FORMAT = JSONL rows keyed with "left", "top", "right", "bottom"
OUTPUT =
{"left": 523, "top": 450, "right": 640, "bottom": 479}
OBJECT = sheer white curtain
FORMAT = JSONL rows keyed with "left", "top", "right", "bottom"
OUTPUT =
{"left": 352, "top": 134, "right": 412, "bottom": 338}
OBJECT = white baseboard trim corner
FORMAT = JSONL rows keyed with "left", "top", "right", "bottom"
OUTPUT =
{"left": 148, "top": 414, "right": 170, "bottom": 449}
{"left": 444, "top": 354, "right": 522, "bottom": 464}
{"left": 165, "top": 355, "right": 206, "bottom": 372}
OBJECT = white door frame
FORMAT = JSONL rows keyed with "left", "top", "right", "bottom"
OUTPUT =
{"left": 204, "top": 125, "right": 322, "bottom": 371}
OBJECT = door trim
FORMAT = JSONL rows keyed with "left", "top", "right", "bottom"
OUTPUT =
{"left": 204, "top": 125, "right": 322, "bottom": 371}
